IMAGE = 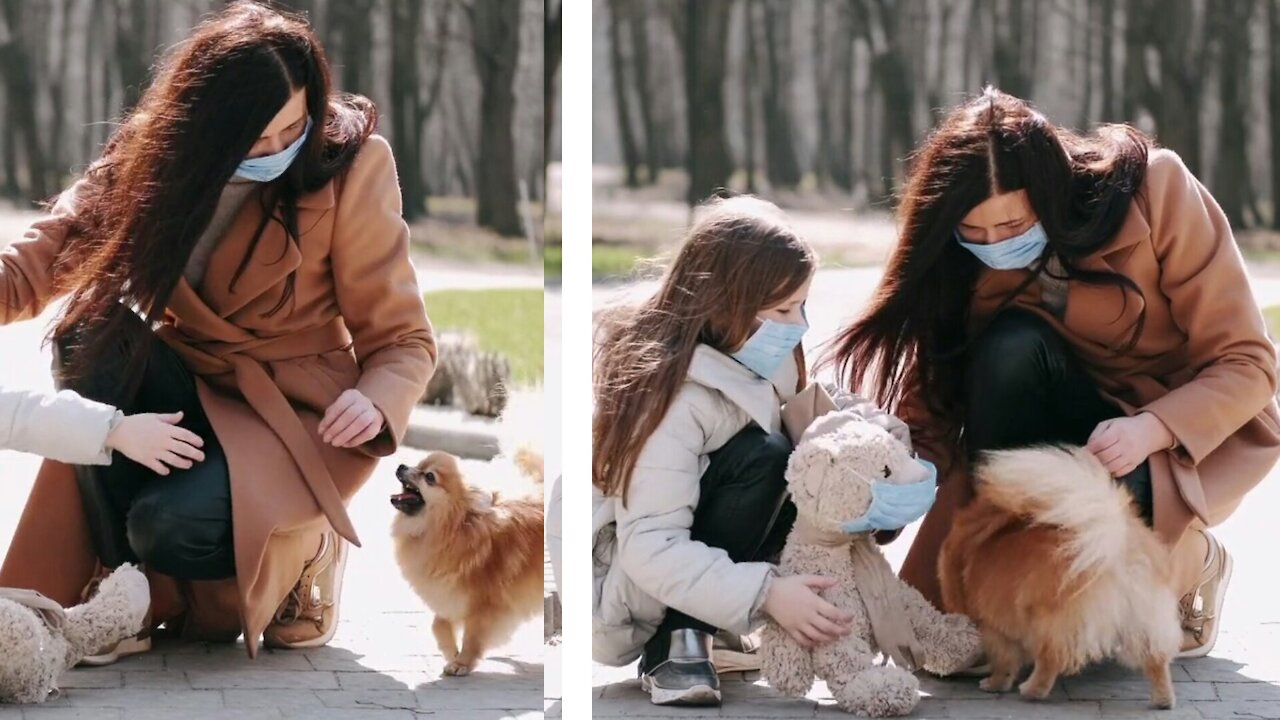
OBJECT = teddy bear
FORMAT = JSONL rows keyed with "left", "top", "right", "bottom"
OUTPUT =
{"left": 761, "top": 411, "right": 983, "bottom": 717}
{"left": 0, "top": 564, "right": 149, "bottom": 704}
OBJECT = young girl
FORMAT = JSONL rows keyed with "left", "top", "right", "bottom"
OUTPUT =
{"left": 591, "top": 196, "right": 908, "bottom": 707}
{"left": 0, "top": 386, "right": 203, "bottom": 471}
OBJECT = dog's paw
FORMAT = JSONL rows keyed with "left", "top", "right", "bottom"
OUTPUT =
{"left": 979, "top": 675, "right": 1014, "bottom": 693}
{"left": 1018, "top": 678, "right": 1053, "bottom": 701}
{"left": 443, "top": 660, "right": 475, "bottom": 676}
{"left": 1149, "top": 693, "right": 1176, "bottom": 710}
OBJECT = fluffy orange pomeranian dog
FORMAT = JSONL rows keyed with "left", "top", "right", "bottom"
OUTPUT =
{"left": 939, "top": 445, "right": 1181, "bottom": 709}
{"left": 391, "top": 451, "right": 544, "bottom": 676}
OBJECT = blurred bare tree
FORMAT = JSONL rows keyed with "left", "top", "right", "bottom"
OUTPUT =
{"left": 0, "top": 0, "right": 544, "bottom": 239}
{"left": 595, "top": 0, "right": 1280, "bottom": 231}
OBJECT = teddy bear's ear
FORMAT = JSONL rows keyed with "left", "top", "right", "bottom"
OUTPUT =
{"left": 786, "top": 435, "right": 840, "bottom": 506}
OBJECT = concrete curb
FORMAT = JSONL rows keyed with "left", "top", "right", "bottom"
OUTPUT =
{"left": 402, "top": 420, "right": 501, "bottom": 459}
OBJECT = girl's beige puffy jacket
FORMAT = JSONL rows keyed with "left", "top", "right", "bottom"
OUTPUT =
{"left": 0, "top": 387, "right": 119, "bottom": 465}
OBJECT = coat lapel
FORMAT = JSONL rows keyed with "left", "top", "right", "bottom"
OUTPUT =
{"left": 200, "top": 182, "right": 335, "bottom": 319}
{"left": 1060, "top": 204, "right": 1151, "bottom": 352}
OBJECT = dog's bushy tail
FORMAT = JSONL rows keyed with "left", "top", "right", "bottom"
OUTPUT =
{"left": 495, "top": 390, "right": 544, "bottom": 490}
{"left": 975, "top": 445, "right": 1134, "bottom": 580}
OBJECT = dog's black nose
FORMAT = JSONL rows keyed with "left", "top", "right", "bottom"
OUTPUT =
{"left": 396, "top": 464, "right": 409, "bottom": 479}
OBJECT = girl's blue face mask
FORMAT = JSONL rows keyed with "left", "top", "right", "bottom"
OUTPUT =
{"left": 955, "top": 221, "right": 1048, "bottom": 270}
{"left": 840, "top": 457, "right": 938, "bottom": 534}
{"left": 235, "top": 116, "right": 313, "bottom": 183}
{"left": 730, "top": 305, "right": 808, "bottom": 381}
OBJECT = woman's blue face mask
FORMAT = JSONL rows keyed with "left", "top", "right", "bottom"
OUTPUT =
{"left": 235, "top": 116, "right": 313, "bottom": 183}
{"left": 955, "top": 221, "right": 1049, "bottom": 270}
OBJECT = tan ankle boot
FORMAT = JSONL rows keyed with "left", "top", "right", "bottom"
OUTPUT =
{"left": 263, "top": 532, "right": 347, "bottom": 649}
{"left": 1177, "top": 530, "right": 1233, "bottom": 658}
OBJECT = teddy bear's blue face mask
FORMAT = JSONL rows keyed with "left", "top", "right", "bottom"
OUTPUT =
{"left": 839, "top": 457, "right": 938, "bottom": 534}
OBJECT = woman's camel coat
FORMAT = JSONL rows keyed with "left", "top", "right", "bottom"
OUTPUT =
{"left": 897, "top": 148, "right": 1280, "bottom": 608}
{"left": 0, "top": 134, "right": 435, "bottom": 657}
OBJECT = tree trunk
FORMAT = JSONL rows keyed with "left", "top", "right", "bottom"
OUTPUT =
{"left": 112, "top": 0, "right": 150, "bottom": 113}
{"left": 1270, "top": 0, "right": 1280, "bottom": 227}
{"left": 545, "top": 0, "right": 560, "bottom": 168}
{"left": 1214, "top": 0, "right": 1253, "bottom": 229}
{"left": 671, "top": 0, "right": 735, "bottom": 206}
{"left": 389, "top": 0, "right": 424, "bottom": 220}
{"left": 1122, "top": 0, "right": 1153, "bottom": 121}
{"left": 1153, "top": 0, "right": 1207, "bottom": 175}
{"left": 627, "top": 5, "right": 659, "bottom": 184}
{"left": 0, "top": 0, "right": 49, "bottom": 200}
{"left": 471, "top": 0, "right": 523, "bottom": 236}
{"left": 331, "top": 0, "right": 374, "bottom": 92}
{"left": 760, "top": 0, "right": 802, "bottom": 189}
{"left": 742, "top": 0, "right": 759, "bottom": 192}
{"left": 813, "top": 0, "right": 831, "bottom": 189}
{"left": 607, "top": 0, "right": 641, "bottom": 188}
{"left": 855, "top": 0, "right": 912, "bottom": 203}
{"left": 992, "top": 0, "right": 1031, "bottom": 98}
{"left": 1100, "top": 0, "right": 1116, "bottom": 120}
{"left": 835, "top": 2, "right": 855, "bottom": 193}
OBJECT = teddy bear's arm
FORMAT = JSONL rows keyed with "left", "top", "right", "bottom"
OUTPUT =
{"left": 760, "top": 620, "right": 815, "bottom": 697}
{"left": 895, "top": 580, "right": 984, "bottom": 677}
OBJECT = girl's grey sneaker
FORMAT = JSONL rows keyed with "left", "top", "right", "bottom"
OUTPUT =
{"left": 640, "top": 628, "right": 722, "bottom": 706}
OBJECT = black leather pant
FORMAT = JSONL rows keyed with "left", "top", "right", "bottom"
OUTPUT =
{"left": 54, "top": 312, "right": 236, "bottom": 580}
{"left": 964, "top": 309, "right": 1155, "bottom": 525}
{"left": 641, "top": 425, "right": 795, "bottom": 671}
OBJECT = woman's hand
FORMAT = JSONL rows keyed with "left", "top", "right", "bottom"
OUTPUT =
{"left": 1086, "top": 412, "right": 1175, "bottom": 476}
{"left": 106, "top": 411, "right": 205, "bottom": 476}
{"left": 762, "top": 574, "right": 854, "bottom": 647}
{"left": 319, "top": 389, "right": 385, "bottom": 447}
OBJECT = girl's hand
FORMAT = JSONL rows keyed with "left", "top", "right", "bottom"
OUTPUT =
{"left": 762, "top": 574, "right": 854, "bottom": 647}
{"left": 1085, "top": 412, "right": 1174, "bottom": 476}
{"left": 319, "top": 389, "right": 385, "bottom": 447}
{"left": 106, "top": 411, "right": 205, "bottom": 476}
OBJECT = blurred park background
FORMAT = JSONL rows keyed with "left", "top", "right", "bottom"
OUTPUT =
{"left": 0, "top": 0, "right": 549, "bottom": 416}
{"left": 592, "top": 0, "right": 1280, "bottom": 294}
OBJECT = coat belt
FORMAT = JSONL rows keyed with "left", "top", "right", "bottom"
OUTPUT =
{"left": 156, "top": 318, "right": 362, "bottom": 547}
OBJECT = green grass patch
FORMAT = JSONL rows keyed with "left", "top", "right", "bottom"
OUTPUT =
{"left": 593, "top": 243, "right": 661, "bottom": 280}
{"left": 424, "top": 288, "right": 544, "bottom": 386}
{"left": 544, "top": 243, "right": 562, "bottom": 280}
{"left": 1265, "top": 305, "right": 1280, "bottom": 339}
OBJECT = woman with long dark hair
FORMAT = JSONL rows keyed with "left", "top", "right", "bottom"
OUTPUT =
{"left": 0, "top": 1, "right": 434, "bottom": 661}
{"left": 826, "top": 88, "right": 1279, "bottom": 660}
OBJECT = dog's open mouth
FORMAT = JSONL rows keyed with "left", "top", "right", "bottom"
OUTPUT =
{"left": 391, "top": 480, "right": 426, "bottom": 513}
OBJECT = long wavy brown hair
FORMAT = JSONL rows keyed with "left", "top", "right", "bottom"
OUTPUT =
{"left": 49, "top": 1, "right": 376, "bottom": 392}
{"left": 593, "top": 196, "right": 817, "bottom": 503}
{"left": 822, "top": 87, "right": 1151, "bottom": 456}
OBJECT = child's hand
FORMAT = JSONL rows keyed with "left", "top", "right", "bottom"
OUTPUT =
{"left": 763, "top": 574, "right": 854, "bottom": 647}
{"left": 106, "top": 411, "right": 206, "bottom": 476}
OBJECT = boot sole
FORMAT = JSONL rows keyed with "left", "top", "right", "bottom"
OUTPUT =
{"left": 263, "top": 538, "right": 348, "bottom": 650}
{"left": 1176, "top": 545, "right": 1233, "bottom": 659}
{"left": 78, "top": 636, "right": 152, "bottom": 667}
{"left": 712, "top": 649, "right": 761, "bottom": 674}
{"left": 641, "top": 675, "right": 722, "bottom": 706}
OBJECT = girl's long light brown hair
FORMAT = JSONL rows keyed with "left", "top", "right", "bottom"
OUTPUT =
{"left": 593, "top": 196, "right": 816, "bottom": 504}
